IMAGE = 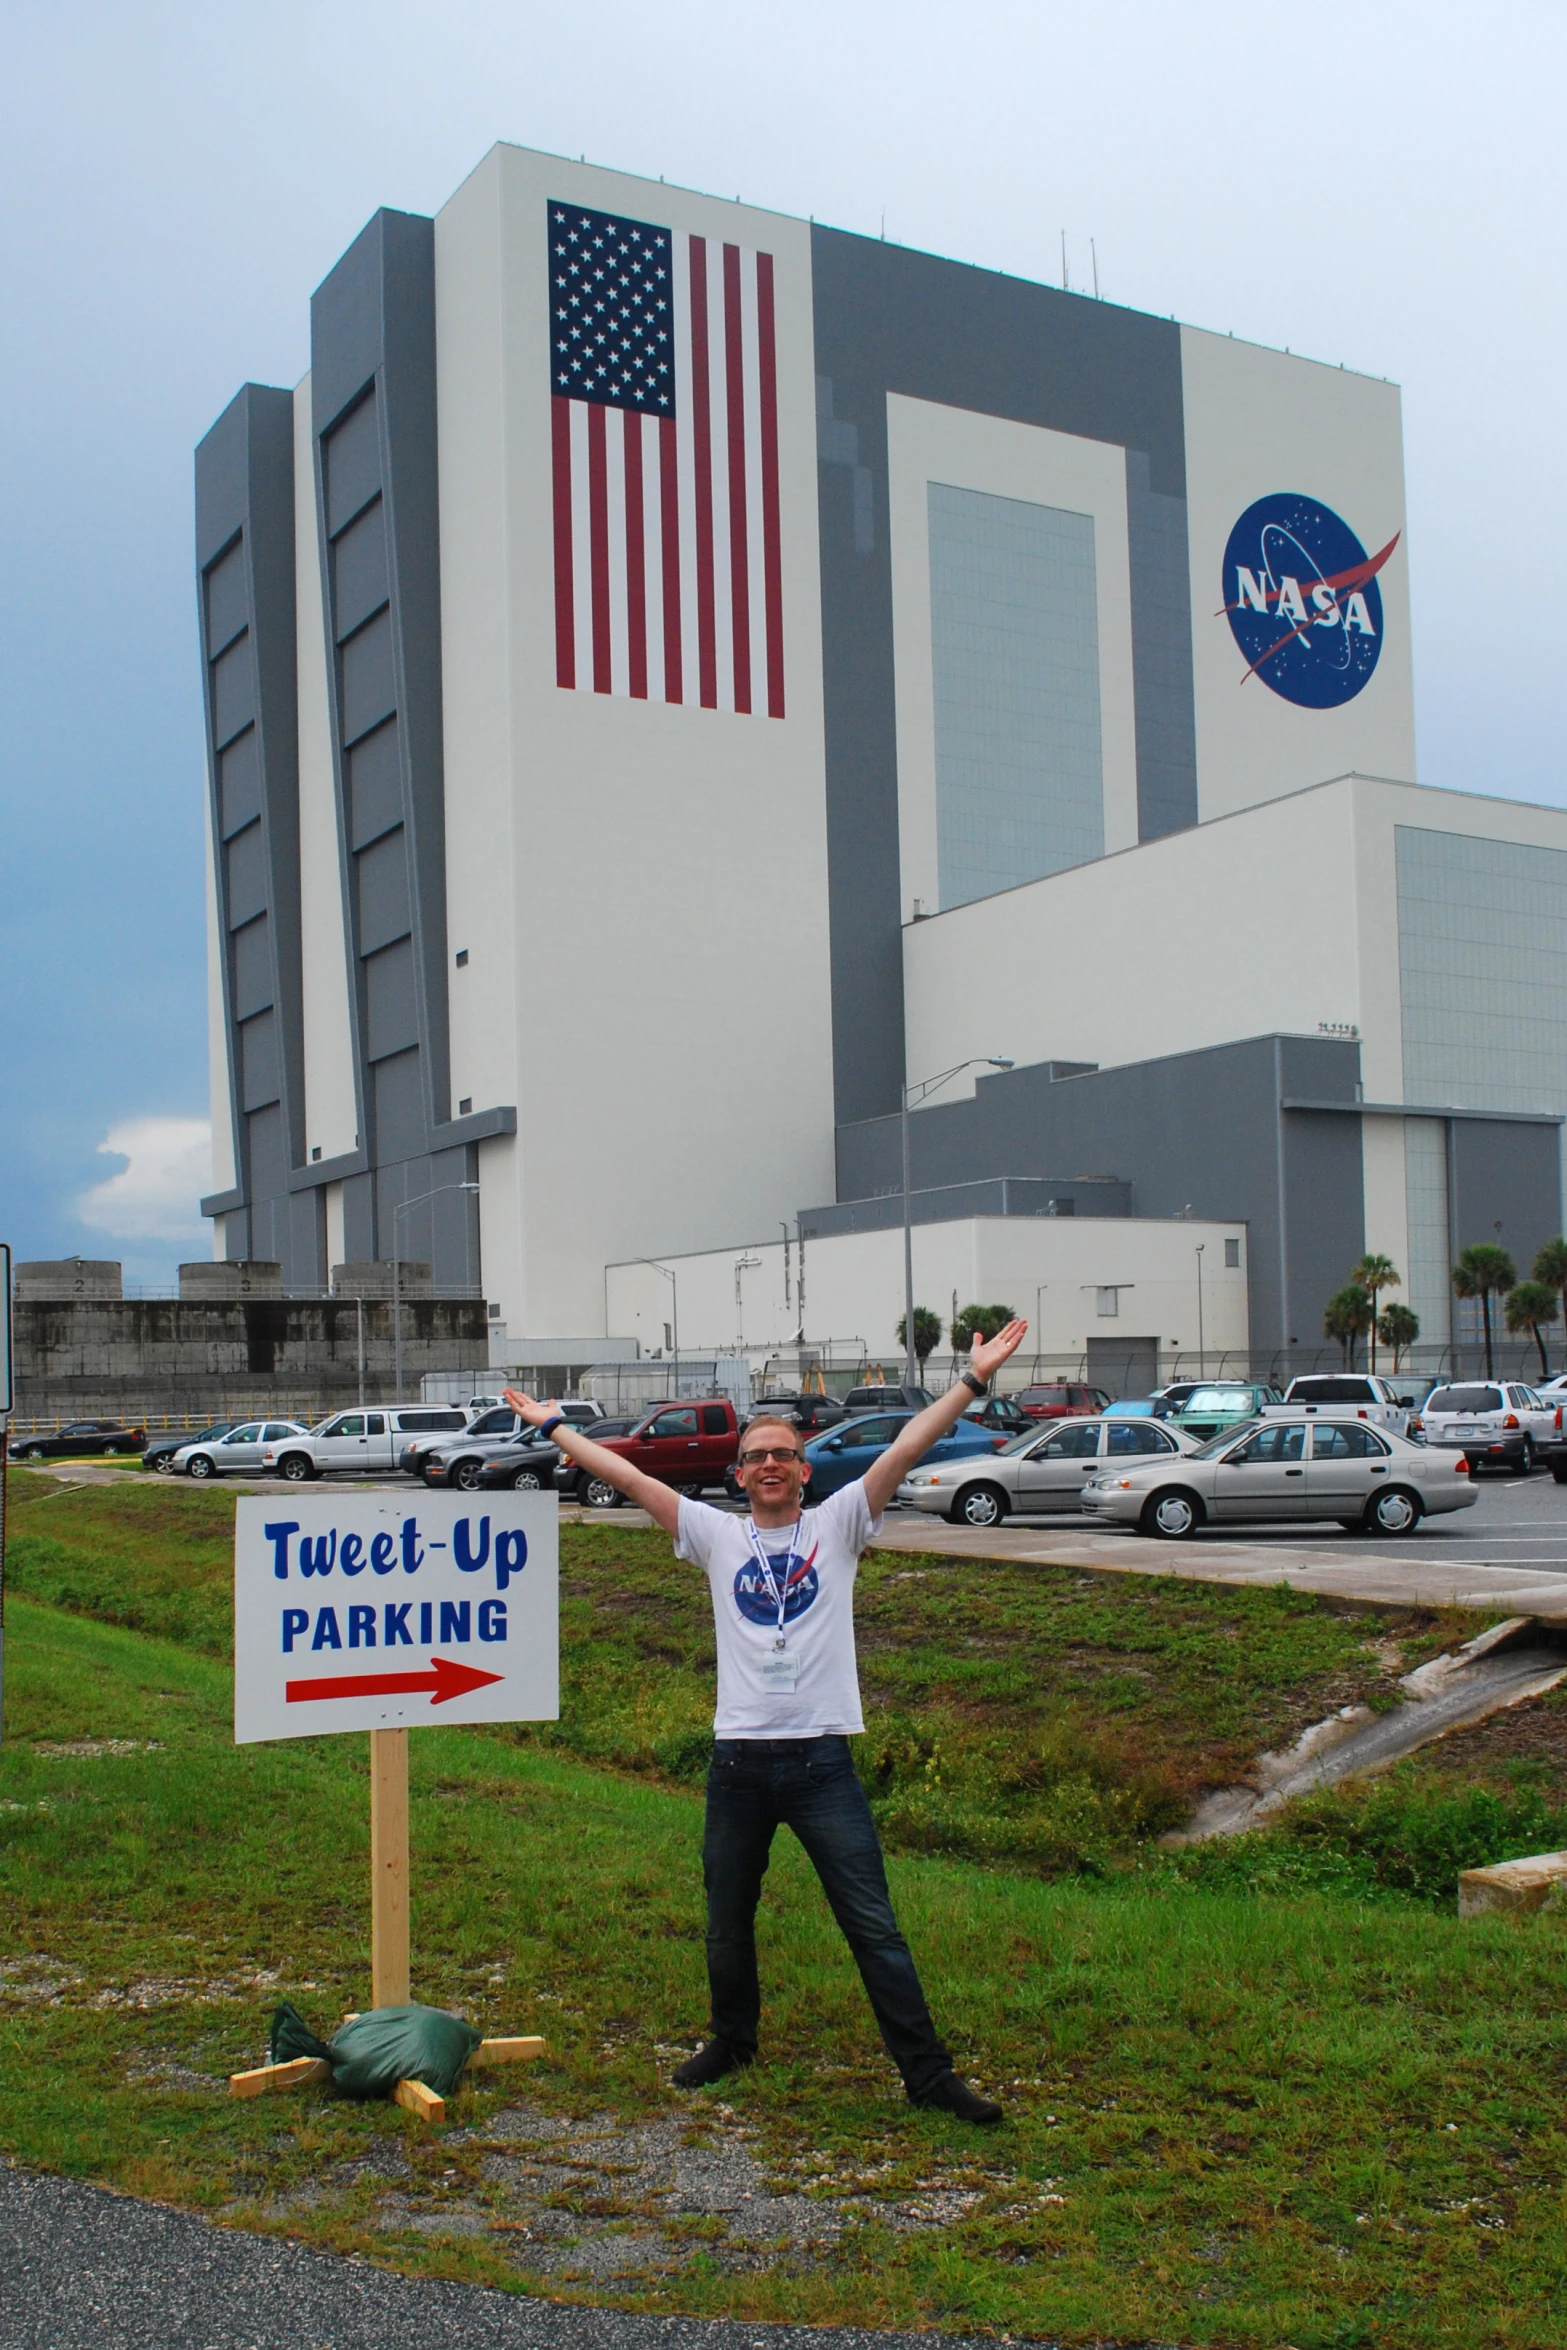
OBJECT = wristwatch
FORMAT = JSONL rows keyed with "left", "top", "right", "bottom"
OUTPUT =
{"left": 960, "top": 1369, "right": 988, "bottom": 1396}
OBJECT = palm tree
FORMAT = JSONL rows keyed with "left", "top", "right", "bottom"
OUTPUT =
{"left": 949, "top": 1303, "right": 1017, "bottom": 1348}
{"left": 1505, "top": 1282, "right": 1558, "bottom": 1380}
{"left": 1350, "top": 1255, "right": 1401, "bottom": 1374}
{"left": 1452, "top": 1243, "right": 1517, "bottom": 1378}
{"left": 1377, "top": 1302, "right": 1419, "bottom": 1373}
{"left": 895, "top": 1308, "right": 943, "bottom": 1368}
{"left": 1324, "top": 1284, "right": 1373, "bottom": 1369}
{"left": 1532, "top": 1237, "right": 1567, "bottom": 1342}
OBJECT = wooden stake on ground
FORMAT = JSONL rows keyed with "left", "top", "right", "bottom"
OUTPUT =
{"left": 228, "top": 2056, "right": 331, "bottom": 2099}
{"left": 393, "top": 2076, "right": 445, "bottom": 2123}
{"left": 468, "top": 2036, "right": 545, "bottom": 2066}
{"left": 370, "top": 1725, "right": 410, "bottom": 2007}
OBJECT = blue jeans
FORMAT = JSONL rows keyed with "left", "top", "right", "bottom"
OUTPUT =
{"left": 702, "top": 1735, "right": 952, "bottom": 2095}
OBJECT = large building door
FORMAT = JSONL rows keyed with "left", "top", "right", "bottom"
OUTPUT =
{"left": 1086, "top": 1336, "right": 1159, "bottom": 1398}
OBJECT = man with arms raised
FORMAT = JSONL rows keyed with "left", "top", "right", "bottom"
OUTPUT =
{"left": 505, "top": 1316, "right": 1026, "bottom": 2126}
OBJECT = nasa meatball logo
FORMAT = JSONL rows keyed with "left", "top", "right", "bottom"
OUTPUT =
{"left": 733, "top": 1540, "right": 820, "bottom": 1628}
{"left": 1220, "top": 493, "right": 1399, "bottom": 708}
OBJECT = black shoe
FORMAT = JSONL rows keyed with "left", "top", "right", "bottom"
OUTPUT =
{"left": 671, "top": 2039, "right": 752, "bottom": 2089}
{"left": 911, "top": 2070, "right": 1003, "bottom": 2125}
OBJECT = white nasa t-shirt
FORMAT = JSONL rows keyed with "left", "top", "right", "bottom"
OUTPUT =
{"left": 674, "top": 1481, "right": 882, "bottom": 1737}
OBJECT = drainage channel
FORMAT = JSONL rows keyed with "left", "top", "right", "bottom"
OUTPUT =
{"left": 1179, "top": 1616, "right": 1567, "bottom": 1840}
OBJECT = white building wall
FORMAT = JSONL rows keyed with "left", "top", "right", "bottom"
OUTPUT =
{"left": 1179, "top": 327, "right": 1416, "bottom": 824}
{"left": 434, "top": 144, "right": 836, "bottom": 1340}
{"left": 903, "top": 773, "right": 1567, "bottom": 1104}
{"left": 606, "top": 1215, "right": 1247, "bottom": 1368}
{"left": 292, "top": 376, "right": 358, "bottom": 1165}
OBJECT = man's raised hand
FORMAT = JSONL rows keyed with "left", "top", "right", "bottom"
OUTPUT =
{"left": 968, "top": 1319, "right": 1029, "bottom": 1384}
{"left": 502, "top": 1387, "right": 556, "bottom": 1427}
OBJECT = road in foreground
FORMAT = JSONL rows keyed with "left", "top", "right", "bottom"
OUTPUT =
{"left": 0, "top": 2166, "right": 1051, "bottom": 2350}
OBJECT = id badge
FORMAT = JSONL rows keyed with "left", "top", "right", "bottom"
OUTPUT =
{"left": 760, "top": 1652, "right": 800, "bottom": 1693}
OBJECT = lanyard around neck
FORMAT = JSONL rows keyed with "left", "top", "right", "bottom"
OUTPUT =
{"left": 746, "top": 1516, "right": 804, "bottom": 1633}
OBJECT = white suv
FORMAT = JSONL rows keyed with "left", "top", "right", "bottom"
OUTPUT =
{"left": 1413, "top": 1381, "right": 1554, "bottom": 1473}
{"left": 1275, "top": 1373, "right": 1410, "bottom": 1437}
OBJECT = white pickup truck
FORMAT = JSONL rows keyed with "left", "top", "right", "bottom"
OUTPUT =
{"left": 1271, "top": 1373, "right": 1411, "bottom": 1438}
{"left": 262, "top": 1405, "right": 472, "bottom": 1482}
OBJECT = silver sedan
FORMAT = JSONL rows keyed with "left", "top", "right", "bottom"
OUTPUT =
{"left": 897, "top": 1414, "right": 1204, "bottom": 1528}
{"left": 1080, "top": 1415, "right": 1479, "bottom": 1539}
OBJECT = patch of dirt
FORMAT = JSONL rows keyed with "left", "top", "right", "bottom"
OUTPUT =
{"left": 1411, "top": 1687, "right": 1567, "bottom": 1794}
{"left": 32, "top": 1739, "right": 163, "bottom": 1757}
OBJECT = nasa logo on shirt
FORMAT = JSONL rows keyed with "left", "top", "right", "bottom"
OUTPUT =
{"left": 1220, "top": 493, "right": 1400, "bottom": 708}
{"left": 733, "top": 1539, "right": 820, "bottom": 1627}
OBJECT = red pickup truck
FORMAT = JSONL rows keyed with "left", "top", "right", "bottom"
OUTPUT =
{"left": 555, "top": 1399, "right": 740, "bottom": 1509}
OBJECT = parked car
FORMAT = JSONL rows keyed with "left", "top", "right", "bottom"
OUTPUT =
{"left": 1169, "top": 1382, "right": 1282, "bottom": 1441}
{"left": 961, "top": 1392, "right": 1035, "bottom": 1436}
{"left": 555, "top": 1400, "right": 742, "bottom": 1508}
{"left": 746, "top": 1392, "right": 848, "bottom": 1433}
{"left": 263, "top": 1406, "right": 471, "bottom": 1481}
{"left": 1082, "top": 1415, "right": 1479, "bottom": 1539}
{"left": 174, "top": 1419, "right": 312, "bottom": 1479}
{"left": 1015, "top": 1383, "right": 1111, "bottom": 1423}
{"left": 1414, "top": 1382, "right": 1554, "bottom": 1473}
{"left": 472, "top": 1427, "right": 621, "bottom": 1491}
{"left": 1277, "top": 1372, "right": 1410, "bottom": 1437}
{"left": 841, "top": 1383, "right": 933, "bottom": 1414}
{"left": 8, "top": 1419, "right": 148, "bottom": 1462}
{"left": 800, "top": 1409, "right": 1006, "bottom": 1502}
{"left": 1102, "top": 1398, "right": 1167, "bottom": 1419}
{"left": 403, "top": 1401, "right": 607, "bottom": 1482}
{"left": 142, "top": 1421, "right": 241, "bottom": 1473}
{"left": 898, "top": 1413, "right": 1204, "bottom": 1527}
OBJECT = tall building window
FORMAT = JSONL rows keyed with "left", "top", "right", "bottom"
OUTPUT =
{"left": 928, "top": 483, "right": 1104, "bottom": 911}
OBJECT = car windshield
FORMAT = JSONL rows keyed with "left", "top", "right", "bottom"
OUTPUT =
{"left": 1182, "top": 1388, "right": 1259, "bottom": 1412}
{"left": 996, "top": 1428, "right": 1044, "bottom": 1456}
{"left": 1426, "top": 1385, "right": 1504, "bottom": 1413}
{"left": 1188, "top": 1417, "right": 1265, "bottom": 1459}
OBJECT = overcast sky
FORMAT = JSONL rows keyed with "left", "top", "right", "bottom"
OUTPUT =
{"left": 2, "top": 0, "right": 1562, "bottom": 1284}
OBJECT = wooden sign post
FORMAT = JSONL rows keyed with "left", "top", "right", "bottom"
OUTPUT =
{"left": 228, "top": 1491, "right": 559, "bottom": 2118}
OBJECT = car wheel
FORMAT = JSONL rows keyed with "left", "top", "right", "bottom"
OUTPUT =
{"left": 583, "top": 1476, "right": 623, "bottom": 1510}
{"left": 186, "top": 1453, "right": 216, "bottom": 1481}
{"left": 153, "top": 1452, "right": 175, "bottom": 1474}
{"left": 279, "top": 1452, "right": 316, "bottom": 1484}
{"left": 1553, "top": 1461, "right": 1567, "bottom": 1485}
{"left": 17, "top": 1443, "right": 45, "bottom": 1462}
{"left": 102, "top": 1443, "right": 122, "bottom": 1456}
{"left": 509, "top": 1467, "right": 543, "bottom": 1490}
{"left": 1519, "top": 1438, "right": 1536, "bottom": 1477}
{"left": 452, "top": 1458, "right": 484, "bottom": 1492}
{"left": 952, "top": 1482, "right": 1007, "bottom": 1529}
{"left": 672, "top": 1480, "right": 704, "bottom": 1498}
{"left": 1142, "top": 1487, "right": 1202, "bottom": 1540}
{"left": 1364, "top": 1484, "right": 1421, "bottom": 1536}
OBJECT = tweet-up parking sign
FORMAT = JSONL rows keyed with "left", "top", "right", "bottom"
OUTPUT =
{"left": 234, "top": 1491, "right": 558, "bottom": 1744}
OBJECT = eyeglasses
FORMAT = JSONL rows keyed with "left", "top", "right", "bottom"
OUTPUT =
{"left": 738, "top": 1446, "right": 804, "bottom": 1465}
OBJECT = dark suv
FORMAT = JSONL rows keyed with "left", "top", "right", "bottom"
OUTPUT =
{"left": 747, "top": 1393, "right": 847, "bottom": 1433}
{"left": 842, "top": 1384, "right": 933, "bottom": 1414}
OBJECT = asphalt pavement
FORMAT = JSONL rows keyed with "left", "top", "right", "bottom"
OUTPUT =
{"left": 0, "top": 2165, "right": 1067, "bottom": 2350}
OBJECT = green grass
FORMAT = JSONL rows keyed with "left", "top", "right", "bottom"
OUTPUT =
{"left": 3, "top": 1477, "right": 1565, "bottom": 2347}
{"left": 3, "top": 1476, "right": 1481, "bottom": 1875}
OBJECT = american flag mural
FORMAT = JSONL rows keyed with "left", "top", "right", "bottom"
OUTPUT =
{"left": 547, "top": 200, "right": 785, "bottom": 718}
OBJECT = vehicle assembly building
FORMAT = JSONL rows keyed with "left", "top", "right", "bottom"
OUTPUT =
{"left": 196, "top": 140, "right": 1567, "bottom": 1373}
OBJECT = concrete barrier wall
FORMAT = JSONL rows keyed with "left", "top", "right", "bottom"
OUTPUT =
{"left": 12, "top": 1297, "right": 490, "bottom": 1420}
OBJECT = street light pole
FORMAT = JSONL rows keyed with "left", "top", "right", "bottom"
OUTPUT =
{"left": 392, "top": 1182, "right": 481, "bottom": 1405}
{"left": 638, "top": 1260, "right": 679, "bottom": 1399}
{"left": 1195, "top": 1243, "right": 1206, "bottom": 1378}
{"left": 901, "top": 1057, "right": 1014, "bottom": 1384}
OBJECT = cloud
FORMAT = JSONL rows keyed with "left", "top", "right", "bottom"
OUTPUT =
{"left": 76, "top": 1116, "right": 213, "bottom": 1243}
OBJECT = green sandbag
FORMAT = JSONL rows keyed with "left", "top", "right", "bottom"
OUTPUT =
{"left": 268, "top": 1999, "right": 482, "bottom": 2100}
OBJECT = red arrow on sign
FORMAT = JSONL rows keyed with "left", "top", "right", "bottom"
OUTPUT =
{"left": 285, "top": 1656, "right": 504, "bottom": 1707}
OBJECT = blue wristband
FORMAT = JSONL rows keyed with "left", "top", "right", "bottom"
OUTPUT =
{"left": 538, "top": 1415, "right": 568, "bottom": 1441}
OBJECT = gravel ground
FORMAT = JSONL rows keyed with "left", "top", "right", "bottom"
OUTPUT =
{"left": 0, "top": 2162, "right": 1096, "bottom": 2350}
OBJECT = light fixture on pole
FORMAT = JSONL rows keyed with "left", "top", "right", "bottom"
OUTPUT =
{"left": 392, "top": 1182, "right": 481, "bottom": 1405}
{"left": 1194, "top": 1242, "right": 1206, "bottom": 1377}
{"left": 734, "top": 1252, "right": 762, "bottom": 1349}
{"left": 638, "top": 1259, "right": 679, "bottom": 1398}
{"left": 901, "top": 1058, "right": 1014, "bottom": 1383}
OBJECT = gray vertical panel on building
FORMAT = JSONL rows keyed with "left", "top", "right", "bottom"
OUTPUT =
{"left": 1450, "top": 1118, "right": 1560, "bottom": 1272}
{"left": 1124, "top": 450, "right": 1199, "bottom": 840}
{"left": 312, "top": 208, "right": 457, "bottom": 1277}
{"left": 810, "top": 227, "right": 1192, "bottom": 1125}
{"left": 194, "top": 383, "right": 314, "bottom": 1281}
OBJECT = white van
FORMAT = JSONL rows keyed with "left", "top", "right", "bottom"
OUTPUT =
{"left": 263, "top": 1406, "right": 470, "bottom": 1482}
